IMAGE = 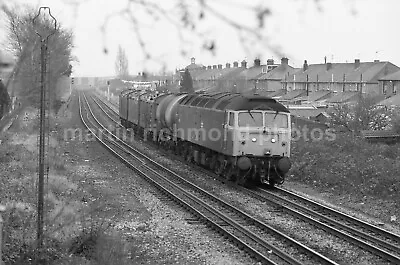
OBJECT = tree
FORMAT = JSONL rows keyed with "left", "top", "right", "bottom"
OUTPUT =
{"left": 329, "top": 96, "right": 392, "bottom": 135}
{"left": 115, "top": 45, "right": 129, "bottom": 78}
{"left": 180, "top": 68, "right": 194, "bottom": 93}
{"left": 3, "top": 6, "right": 74, "bottom": 110}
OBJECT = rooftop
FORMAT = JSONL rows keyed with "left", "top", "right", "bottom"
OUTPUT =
{"left": 379, "top": 70, "right": 400, "bottom": 81}
{"left": 285, "top": 61, "right": 399, "bottom": 83}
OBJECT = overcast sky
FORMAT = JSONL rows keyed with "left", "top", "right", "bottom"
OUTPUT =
{"left": 1, "top": 0, "right": 399, "bottom": 77}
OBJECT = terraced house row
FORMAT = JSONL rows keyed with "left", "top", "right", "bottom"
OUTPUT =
{"left": 182, "top": 57, "right": 400, "bottom": 108}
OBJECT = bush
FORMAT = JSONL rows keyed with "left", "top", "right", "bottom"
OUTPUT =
{"left": 290, "top": 134, "right": 400, "bottom": 199}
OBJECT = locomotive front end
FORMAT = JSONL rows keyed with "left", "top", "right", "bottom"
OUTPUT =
{"left": 231, "top": 110, "right": 291, "bottom": 186}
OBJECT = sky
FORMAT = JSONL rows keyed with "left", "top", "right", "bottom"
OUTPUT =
{"left": 0, "top": 0, "right": 399, "bottom": 77}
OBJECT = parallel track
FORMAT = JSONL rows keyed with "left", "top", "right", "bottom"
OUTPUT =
{"left": 259, "top": 187, "right": 400, "bottom": 262}
{"left": 81, "top": 92, "right": 339, "bottom": 265}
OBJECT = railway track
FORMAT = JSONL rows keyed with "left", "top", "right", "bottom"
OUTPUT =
{"left": 257, "top": 187, "right": 400, "bottom": 262}
{"left": 92, "top": 91, "right": 400, "bottom": 264}
{"left": 81, "top": 92, "right": 339, "bottom": 265}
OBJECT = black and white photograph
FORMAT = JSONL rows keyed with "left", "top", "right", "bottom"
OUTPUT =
{"left": 0, "top": 0, "right": 399, "bottom": 264}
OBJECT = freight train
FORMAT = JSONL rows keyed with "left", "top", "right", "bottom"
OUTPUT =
{"left": 119, "top": 90, "right": 292, "bottom": 186}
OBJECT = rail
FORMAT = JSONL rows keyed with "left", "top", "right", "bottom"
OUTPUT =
{"left": 92, "top": 90, "right": 400, "bottom": 263}
{"left": 80, "top": 92, "right": 339, "bottom": 264}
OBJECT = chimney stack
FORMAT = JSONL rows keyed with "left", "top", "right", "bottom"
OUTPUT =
{"left": 303, "top": 60, "right": 308, "bottom": 71}
{"left": 355, "top": 59, "right": 360, "bottom": 69}
{"left": 324, "top": 56, "right": 327, "bottom": 64}
{"left": 326, "top": 62, "right": 332, "bottom": 71}
{"left": 374, "top": 59, "right": 380, "bottom": 63}
{"left": 281, "top": 57, "right": 288, "bottom": 65}
{"left": 191, "top": 57, "right": 195, "bottom": 64}
{"left": 226, "top": 63, "right": 231, "bottom": 68}
{"left": 218, "top": 64, "right": 222, "bottom": 69}
{"left": 202, "top": 66, "right": 206, "bottom": 70}
{"left": 254, "top": 58, "right": 261, "bottom": 67}
{"left": 241, "top": 60, "right": 247, "bottom": 68}
{"left": 207, "top": 65, "right": 212, "bottom": 70}
{"left": 267, "top": 59, "right": 274, "bottom": 65}
{"left": 233, "top": 61, "right": 239, "bottom": 67}
{"left": 212, "top": 65, "right": 217, "bottom": 69}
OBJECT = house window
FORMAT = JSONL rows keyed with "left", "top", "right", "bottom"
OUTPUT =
{"left": 394, "top": 84, "right": 397, "bottom": 95}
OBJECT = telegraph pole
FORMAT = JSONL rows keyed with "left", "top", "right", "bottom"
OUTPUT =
{"left": 32, "top": 7, "right": 57, "bottom": 259}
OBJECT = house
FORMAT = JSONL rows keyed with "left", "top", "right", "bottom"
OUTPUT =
{"left": 293, "top": 90, "right": 333, "bottom": 105}
{"left": 282, "top": 59, "right": 400, "bottom": 95}
{"left": 276, "top": 89, "right": 307, "bottom": 104}
{"left": 325, "top": 91, "right": 361, "bottom": 105}
{"left": 256, "top": 57, "right": 297, "bottom": 93}
{"left": 233, "top": 58, "right": 284, "bottom": 93}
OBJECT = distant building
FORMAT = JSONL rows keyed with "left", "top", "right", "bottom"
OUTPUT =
{"left": 185, "top": 57, "right": 204, "bottom": 72}
{"left": 282, "top": 59, "right": 400, "bottom": 95}
{"left": 233, "top": 58, "right": 282, "bottom": 93}
{"left": 256, "top": 57, "right": 297, "bottom": 94}
{"left": 185, "top": 57, "right": 294, "bottom": 94}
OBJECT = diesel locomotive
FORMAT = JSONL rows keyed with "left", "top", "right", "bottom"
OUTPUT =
{"left": 119, "top": 90, "right": 291, "bottom": 186}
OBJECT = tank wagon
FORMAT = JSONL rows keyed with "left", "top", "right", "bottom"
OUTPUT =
{"left": 119, "top": 90, "right": 291, "bottom": 186}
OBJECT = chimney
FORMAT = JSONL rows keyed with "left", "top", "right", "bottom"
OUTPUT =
{"left": 303, "top": 60, "right": 308, "bottom": 71}
{"left": 267, "top": 59, "right": 274, "bottom": 65}
{"left": 226, "top": 63, "right": 231, "bottom": 68}
{"left": 233, "top": 61, "right": 239, "bottom": 67}
{"left": 217, "top": 64, "right": 222, "bottom": 69}
{"left": 212, "top": 65, "right": 217, "bottom": 69}
{"left": 254, "top": 58, "right": 261, "bottom": 67}
{"left": 281, "top": 57, "right": 288, "bottom": 65}
{"left": 191, "top": 57, "right": 195, "bottom": 64}
{"left": 354, "top": 59, "right": 360, "bottom": 69}
{"left": 202, "top": 66, "right": 206, "bottom": 70}
{"left": 207, "top": 65, "right": 212, "bottom": 70}
{"left": 374, "top": 59, "right": 380, "bottom": 63}
{"left": 326, "top": 62, "right": 332, "bottom": 71}
{"left": 324, "top": 56, "right": 327, "bottom": 64}
{"left": 241, "top": 60, "right": 247, "bottom": 68}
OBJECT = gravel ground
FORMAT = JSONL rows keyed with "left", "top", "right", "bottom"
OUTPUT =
{"left": 283, "top": 182, "right": 400, "bottom": 236}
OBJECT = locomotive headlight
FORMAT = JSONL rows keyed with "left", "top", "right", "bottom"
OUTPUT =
{"left": 271, "top": 138, "right": 276, "bottom": 143}
{"left": 251, "top": 137, "right": 257, "bottom": 142}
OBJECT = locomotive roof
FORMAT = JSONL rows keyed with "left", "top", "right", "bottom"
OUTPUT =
{"left": 178, "top": 92, "right": 289, "bottom": 112}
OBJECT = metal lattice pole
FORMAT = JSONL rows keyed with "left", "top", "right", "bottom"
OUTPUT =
{"left": 32, "top": 7, "right": 57, "bottom": 258}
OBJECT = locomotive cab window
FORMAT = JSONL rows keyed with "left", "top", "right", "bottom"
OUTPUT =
{"left": 238, "top": 111, "right": 263, "bottom": 127}
{"left": 228, "top": 112, "right": 235, "bottom": 126}
{"left": 265, "top": 112, "right": 288, "bottom": 128}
